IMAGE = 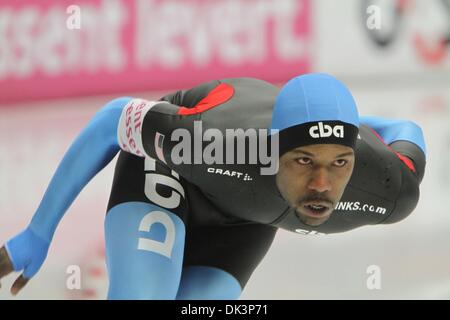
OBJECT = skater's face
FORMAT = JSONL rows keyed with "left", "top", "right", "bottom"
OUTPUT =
{"left": 276, "top": 144, "right": 355, "bottom": 227}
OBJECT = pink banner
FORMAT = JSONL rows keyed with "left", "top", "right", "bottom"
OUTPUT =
{"left": 0, "top": 0, "right": 311, "bottom": 104}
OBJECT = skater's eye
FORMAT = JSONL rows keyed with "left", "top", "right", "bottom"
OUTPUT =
{"left": 333, "top": 159, "right": 348, "bottom": 167}
{"left": 296, "top": 157, "right": 312, "bottom": 165}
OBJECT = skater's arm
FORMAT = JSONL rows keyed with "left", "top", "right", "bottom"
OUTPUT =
{"left": 360, "top": 116, "right": 427, "bottom": 225}
{"left": 0, "top": 97, "right": 133, "bottom": 294}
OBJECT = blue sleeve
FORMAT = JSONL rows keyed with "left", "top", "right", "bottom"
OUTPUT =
{"left": 6, "top": 97, "right": 133, "bottom": 278}
{"left": 359, "top": 116, "right": 426, "bottom": 155}
{"left": 28, "top": 97, "right": 132, "bottom": 242}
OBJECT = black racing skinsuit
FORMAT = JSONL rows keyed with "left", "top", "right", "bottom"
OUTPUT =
{"left": 107, "top": 78, "right": 426, "bottom": 288}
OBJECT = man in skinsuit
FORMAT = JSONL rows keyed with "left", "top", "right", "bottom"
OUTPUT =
{"left": 0, "top": 74, "right": 426, "bottom": 299}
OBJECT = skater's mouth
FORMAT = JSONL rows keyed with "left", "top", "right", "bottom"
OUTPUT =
{"left": 300, "top": 200, "right": 333, "bottom": 218}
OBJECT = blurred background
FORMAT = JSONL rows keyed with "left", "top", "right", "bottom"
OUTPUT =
{"left": 0, "top": 0, "right": 449, "bottom": 299}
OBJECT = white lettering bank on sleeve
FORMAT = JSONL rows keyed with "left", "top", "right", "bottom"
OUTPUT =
{"left": 117, "top": 99, "right": 168, "bottom": 157}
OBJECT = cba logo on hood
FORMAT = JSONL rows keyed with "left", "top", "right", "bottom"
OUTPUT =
{"left": 309, "top": 122, "right": 344, "bottom": 138}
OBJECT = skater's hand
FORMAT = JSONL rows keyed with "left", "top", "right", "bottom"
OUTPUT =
{"left": 0, "top": 228, "right": 50, "bottom": 295}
